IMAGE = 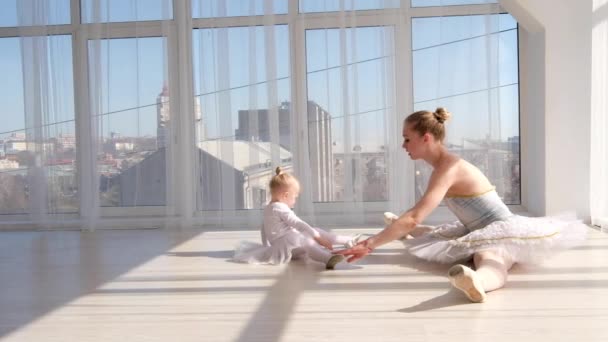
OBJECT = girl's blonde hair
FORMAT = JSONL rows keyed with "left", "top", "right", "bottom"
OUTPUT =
{"left": 269, "top": 166, "right": 298, "bottom": 193}
{"left": 405, "top": 107, "right": 451, "bottom": 142}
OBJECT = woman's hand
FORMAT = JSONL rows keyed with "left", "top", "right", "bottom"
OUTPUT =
{"left": 333, "top": 239, "right": 373, "bottom": 263}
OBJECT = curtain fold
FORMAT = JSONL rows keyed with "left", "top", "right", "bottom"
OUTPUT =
{"left": 12, "top": 0, "right": 76, "bottom": 228}
{"left": 81, "top": 0, "right": 174, "bottom": 230}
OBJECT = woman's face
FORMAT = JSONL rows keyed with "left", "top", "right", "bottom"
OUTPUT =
{"left": 402, "top": 123, "right": 426, "bottom": 160}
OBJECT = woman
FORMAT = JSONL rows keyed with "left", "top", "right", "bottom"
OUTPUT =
{"left": 336, "top": 108, "right": 587, "bottom": 303}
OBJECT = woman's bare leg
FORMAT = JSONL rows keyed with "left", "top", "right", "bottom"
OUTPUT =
{"left": 473, "top": 250, "right": 514, "bottom": 292}
{"left": 447, "top": 250, "right": 513, "bottom": 303}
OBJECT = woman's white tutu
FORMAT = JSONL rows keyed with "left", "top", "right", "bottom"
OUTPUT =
{"left": 403, "top": 212, "right": 588, "bottom": 264}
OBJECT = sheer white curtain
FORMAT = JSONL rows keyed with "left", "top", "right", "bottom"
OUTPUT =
{"left": 1, "top": 1, "right": 518, "bottom": 230}
{"left": 297, "top": 4, "right": 397, "bottom": 226}
{"left": 80, "top": 0, "right": 174, "bottom": 230}
{"left": 591, "top": 0, "right": 608, "bottom": 231}
{"left": 191, "top": 0, "right": 289, "bottom": 227}
{"left": 1, "top": 0, "right": 76, "bottom": 228}
{"left": 411, "top": 8, "right": 519, "bottom": 208}
{"left": 191, "top": 1, "right": 399, "bottom": 227}
{"left": 4, "top": 0, "right": 175, "bottom": 230}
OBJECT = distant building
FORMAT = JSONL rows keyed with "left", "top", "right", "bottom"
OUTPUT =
{"left": 157, "top": 84, "right": 203, "bottom": 149}
{"left": 156, "top": 85, "right": 170, "bottom": 149}
{"left": 52, "top": 133, "right": 76, "bottom": 151}
{"left": 235, "top": 102, "right": 291, "bottom": 149}
{"left": 115, "top": 141, "right": 292, "bottom": 209}
{"left": 235, "top": 101, "right": 334, "bottom": 201}
{"left": 197, "top": 140, "right": 292, "bottom": 210}
{"left": 0, "top": 159, "right": 19, "bottom": 170}
{"left": 333, "top": 145, "right": 388, "bottom": 202}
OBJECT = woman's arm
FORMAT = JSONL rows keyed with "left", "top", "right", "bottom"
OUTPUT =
{"left": 366, "top": 167, "right": 453, "bottom": 249}
{"left": 335, "top": 166, "right": 454, "bottom": 262}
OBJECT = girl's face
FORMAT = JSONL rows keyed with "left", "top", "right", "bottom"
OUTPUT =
{"left": 279, "top": 182, "right": 300, "bottom": 208}
{"left": 402, "top": 123, "right": 427, "bottom": 160}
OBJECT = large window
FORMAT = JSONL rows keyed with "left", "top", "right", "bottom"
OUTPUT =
{"left": 0, "top": 1, "right": 520, "bottom": 227}
{"left": 193, "top": 25, "right": 291, "bottom": 210}
{"left": 192, "top": 0, "right": 287, "bottom": 18}
{"left": 81, "top": 0, "right": 172, "bottom": 23}
{"left": 0, "top": 35, "right": 76, "bottom": 214}
{"left": 411, "top": 0, "right": 497, "bottom": 7}
{"left": 300, "top": 0, "right": 399, "bottom": 13}
{"left": 0, "top": 0, "right": 70, "bottom": 27}
{"left": 88, "top": 37, "right": 168, "bottom": 207}
{"left": 305, "top": 26, "right": 394, "bottom": 203}
{"left": 412, "top": 14, "right": 520, "bottom": 204}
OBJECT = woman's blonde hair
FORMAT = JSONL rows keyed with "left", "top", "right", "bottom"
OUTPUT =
{"left": 404, "top": 107, "right": 451, "bottom": 142}
{"left": 269, "top": 166, "right": 298, "bottom": 193}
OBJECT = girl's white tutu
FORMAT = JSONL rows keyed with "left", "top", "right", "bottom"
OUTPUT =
{"left": 403, "top": 212, "right": 588, "bottom": 264}
{"left": 233, "top": 231, "right": 307, "bottom": 265}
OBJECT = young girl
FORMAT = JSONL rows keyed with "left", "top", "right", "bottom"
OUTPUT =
{"left": 337, "top": 108, "right": 587, "bottom": 302}
{"left": 233, "top": 167, "right": 360, "bottom": 269}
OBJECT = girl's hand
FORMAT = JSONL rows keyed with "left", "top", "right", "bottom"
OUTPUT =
{"left": 314, "top": 236, "right": 333, "bottom": 250}
{"left": 333, "top": 239, "right": 373, "bottom": 263}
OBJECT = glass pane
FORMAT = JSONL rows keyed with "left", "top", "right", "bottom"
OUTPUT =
{"left": 300, "top": 0, "right": 400, "bottom": 13}
{"left": 0, "top": 0, "right": 70, "bottom": 27}
{"left": 0, "top": 36, "right": 77, "bottom": 215}
{"left": 82, "top": 0, "right": 172, "bottom": 23}
{"left": 412, "top": 14, "right": 516, "bottom": 50}
{"left": 88, "top": 37, "right": 168, "bottom": 207}
{"left": 412, "top": 14, "right": 520, "bottom": 204}
{"left": 193, "top": 25, "right": 291, "bottom": 210}
{"left": 192, "top": 0, "right": 287, "bottom": 18}
{"left": 306, "top": 26, "right": 394, "bottom": 202}
{"left": 411, "top": 0, "right": 497, "bottom": 7}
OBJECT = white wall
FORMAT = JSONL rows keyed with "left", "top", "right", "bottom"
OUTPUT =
{"left": 590, "top": 0, "right": 608, "bottom": 227}
{"left": 518, "top": 27, "right": 545, "bottom": 216}
{"left": 501, "top": 0, "right": 593, "bottom": 219}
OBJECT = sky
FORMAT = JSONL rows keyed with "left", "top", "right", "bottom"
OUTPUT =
{"left": 0, "top": 0, "right": 516, "bottom": 150}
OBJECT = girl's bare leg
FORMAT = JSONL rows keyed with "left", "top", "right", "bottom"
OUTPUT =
{"left": 312, "top": 227, "right": 360, "bottom": 246}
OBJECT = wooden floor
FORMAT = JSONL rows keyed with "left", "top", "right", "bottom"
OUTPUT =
{"left": 0, "top": 226, "right": 607, "bottom": 342}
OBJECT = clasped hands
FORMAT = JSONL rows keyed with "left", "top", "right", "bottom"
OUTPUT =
{"left": 333, "top": 239, "right": 373, "bottom": 263}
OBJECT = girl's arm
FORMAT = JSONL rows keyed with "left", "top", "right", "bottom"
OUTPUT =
{"left": 279, "top": 207, "right": 333, "bottom": 249}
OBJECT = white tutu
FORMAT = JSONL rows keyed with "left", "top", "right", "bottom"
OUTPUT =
{"left": 403, "top": 212, "right": 588, "bottom": 264}
{"left": 233, "top": 231, "right": 307, "bottom": 265}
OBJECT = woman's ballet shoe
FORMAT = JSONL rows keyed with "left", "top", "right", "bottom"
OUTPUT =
{"left": 448, "top": 264, "right": 487, "bottom": 303}
{"left": 383, "top": 212, "right": 399, "bottom": 225}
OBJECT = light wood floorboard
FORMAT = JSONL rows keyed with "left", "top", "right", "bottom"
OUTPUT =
{"left": 1, "top": 227, "right": 607, "bottom": 341}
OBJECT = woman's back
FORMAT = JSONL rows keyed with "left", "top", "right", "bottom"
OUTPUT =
{"left": 442, "top": 156, "right": 494, "bottom": 197}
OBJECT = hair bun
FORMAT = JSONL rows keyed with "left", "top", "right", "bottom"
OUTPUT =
{"left": 434, "top": 107, "right": 451, "bottom": 124}
{"left": 275, "top": 166, "right": 283, "bottom": 175}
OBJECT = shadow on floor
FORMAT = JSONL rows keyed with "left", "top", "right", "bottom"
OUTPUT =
{"left": 0, "top": 229, "right": 204, "bottom": 339}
